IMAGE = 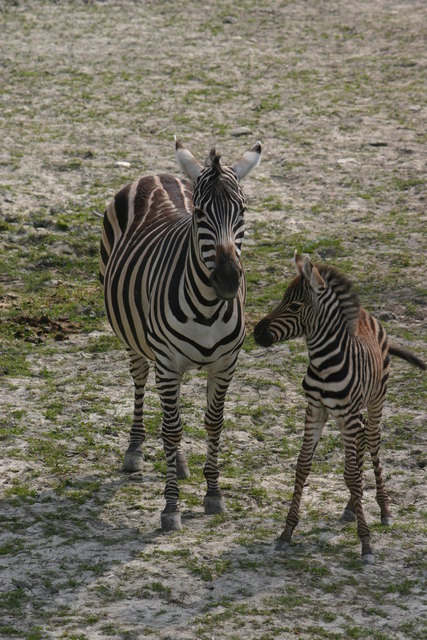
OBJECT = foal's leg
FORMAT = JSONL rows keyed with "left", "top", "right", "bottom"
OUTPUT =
{"left": 342, "top": 417, "right": 366, "bottom": 522}
{"left": 342, "top": 416, "right": 374, "bottom": 564}
{"left": 123, "top": 350, "right": 150, "bottom": 472}
{"left": 367, "top": 399, "right": 392, "bottom": 525}
{"left": 276, "top": 403, "right": 327, "bottom": 550}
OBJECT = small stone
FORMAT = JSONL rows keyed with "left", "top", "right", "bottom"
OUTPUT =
{"left": 337, "top": 158, "right": 359, "bottom": 166}
{"left": 231, "top": 126, "right": 252, "bottom": 137}
{"left": 378, "top": 311, "right": 395, "bottom": 321}
{"left": 114, "top": 161, "right": 131, "bottom": 168}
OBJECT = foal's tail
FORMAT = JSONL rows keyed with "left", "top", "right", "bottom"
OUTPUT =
{"left": 389, "top": 344, "right": 426, "bottom": 370}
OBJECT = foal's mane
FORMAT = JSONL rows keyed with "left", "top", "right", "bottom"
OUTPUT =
{"left": 317, "top": 264, "right": 361, "bottom": 335}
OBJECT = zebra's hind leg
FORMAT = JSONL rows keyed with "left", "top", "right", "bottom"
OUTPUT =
{"left": 367, "top": 404, "right": 392, "bottom": 526}
{"left": 343, "top": 425, "right": 374, "bottom": 565}
{"left": 342, "top": 420, "right": 366, "bottom": 523}
{"left": 123, "top": 351, "right": 150, "bottom": 472}
{"left": 277, "top": 403, "right": 327, "bottom": 551}
{"left": 202, "top": 369, "right": 233, "bottom": 515}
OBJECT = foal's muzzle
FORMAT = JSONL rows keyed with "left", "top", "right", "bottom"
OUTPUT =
{"left": 253, "top": 318, "right": 274, "bottom": 347}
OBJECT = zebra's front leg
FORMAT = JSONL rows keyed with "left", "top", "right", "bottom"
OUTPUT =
{"left": 123, "top": 351, "right": 150, "bottom": 472}
{"left": 156, "top": 364, "right": 184, "bottom": 531}
{"left": 343, "top": 429, "right": 374, "bottom": 564}
{"left": 277, "top": 403, "right": 327, "bottom": 551}
{"left": 202, "top": 370, "right": 232, "bottom": 515}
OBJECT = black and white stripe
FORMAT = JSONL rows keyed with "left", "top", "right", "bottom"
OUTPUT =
{"left": 101, "top": 138, "right": 261, "bottom": 530}
{"left": 254, "top": 252, "right": 425, "bottom": 563}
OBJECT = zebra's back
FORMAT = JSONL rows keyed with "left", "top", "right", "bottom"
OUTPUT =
{"left": 100, "top": 174, "right": 193, "bottom": 283}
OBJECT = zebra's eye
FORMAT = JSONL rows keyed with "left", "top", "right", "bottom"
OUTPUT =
{"left": 288, "top": 301, "right": 303, "bottom": 312}
{"left": 195, "top": 209, "right": 205, "bottom": 220}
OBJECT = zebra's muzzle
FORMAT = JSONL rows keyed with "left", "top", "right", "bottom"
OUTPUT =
{"left": 210, "top": 257, "right": 242, "bottom": 300}
{"left": 253, "top": 318, "right": 274, "bottom": 347}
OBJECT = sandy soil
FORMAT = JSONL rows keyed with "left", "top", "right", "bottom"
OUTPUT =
{"left": 0, "top": 1, "right": 426, "bottom": 639}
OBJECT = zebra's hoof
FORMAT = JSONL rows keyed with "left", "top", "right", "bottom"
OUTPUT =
{"left": 341, "top": 508, "right": 356, "bottom": 522}
{"left": 275, "top": 538, "right": 291, "bottom": 552}
{"left": 381, "top": 515, "right": 393, "bottom": 526}
{"left": 176, "top": 452, "right": 191, "bottom": 480}
{"left": 362, "top": 553, "right": 375, "bottom": 566}
{"left": 203, "top": 494, "right": 226, "bottom": 515}
{"left": 122, "top": 447, "right": 143, "bottom": 472}
{"left": 161, "top": 510, "right": 182, "bottom": 532}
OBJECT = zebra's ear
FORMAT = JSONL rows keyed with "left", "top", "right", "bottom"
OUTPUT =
{"left": 233, "top": 141, "right": 262, "bottom": 181}
{"left": 301, "top": 255, "right": 325, "bottom": 293}
{"left": 293, "top": 250, "right": 303, "bottom": 274}
{"left": 174, "top": 136, "right": 203, "bottom": 185}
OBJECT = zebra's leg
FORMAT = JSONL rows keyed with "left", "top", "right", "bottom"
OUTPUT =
{"left": 276, "top": 403, "right": 327, "bottom": 551}
{"left": 176, "top": 447, "right": 190, "bottom": 480}
{"left": 123, "top": 350, "right": 150, "bottom": 472}
{"left": 342, "top": 417, "right": 366, "bottom": 522}
{"left": 342, "top": 420, "right": 374, "bottom": 564}
{"left": 155, "top": 363, "right": 183, "bottom": 531}
{"left": 202, "top": 368, "right": 235, "bottom": 515}
{"left": 367, "top": 401, "right": 392, "bottom": 526}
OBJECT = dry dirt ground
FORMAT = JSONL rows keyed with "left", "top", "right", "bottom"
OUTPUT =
{"left": 0, "top": 1, "right": 426, "bottom": 639}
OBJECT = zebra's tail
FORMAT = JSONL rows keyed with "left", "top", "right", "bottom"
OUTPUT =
{"left": 389, "top": 344, "right": 426, "bottom": 370}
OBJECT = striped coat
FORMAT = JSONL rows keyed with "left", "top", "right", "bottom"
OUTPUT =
{"left": 101, "top": 139, "right": 261, "bottom": 530}
{"left": 254, "top": 252, "right": 425, "bottom": 562}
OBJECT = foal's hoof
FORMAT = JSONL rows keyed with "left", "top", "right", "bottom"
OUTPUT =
{"left": 161, "top": 510, "right": 182, "bottom": 532}
{"left": 341, "top": 508, "right": 356, "bottom": 522}
{"left": 176, "top": 451, "right": 191, "bottom": 480}
{"left": 275, "top": 538, "right": 291, "bottom": 552}
{"left": 122, "top": 447, "right": 143, "bottom": 472}
{"left": 203, "top": 493, "right": 226, "bottom": 515}
{"left": 381, "top": 515, "right": 393, "bottom": 526}
{"left": 362, "top": 553, "right": 375, "bottom": 566}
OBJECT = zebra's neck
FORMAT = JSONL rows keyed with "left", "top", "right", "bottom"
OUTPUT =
{"left": 306, "top": 296, "right": 352, "bottom": 374}
{"left": 179, "top": 221, "right": 227, "bottom": 320}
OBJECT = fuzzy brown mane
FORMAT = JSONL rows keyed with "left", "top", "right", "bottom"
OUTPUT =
{"left": 317, "top": 264, "right": 361, "bottom": 335}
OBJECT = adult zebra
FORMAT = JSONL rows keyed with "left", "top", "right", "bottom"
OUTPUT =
{"left": 254, "top": 252, "right": 425, "bottom": 563}
{"left": 100, "top": 138, "right": 261, "bottom": 531}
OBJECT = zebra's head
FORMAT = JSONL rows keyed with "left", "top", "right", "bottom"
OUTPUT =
{"left": 254, "top": 252, "right": 326, "bottom": 347}
{"left": 175, "top": 138, "right": 261, "bottom": 300}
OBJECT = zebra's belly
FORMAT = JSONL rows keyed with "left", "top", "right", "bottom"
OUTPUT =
{"left": 303, "top": 377, "right": 368, "bottom": 415}
{"left": 103, "top": 279, "right": 155, "bottom": 360}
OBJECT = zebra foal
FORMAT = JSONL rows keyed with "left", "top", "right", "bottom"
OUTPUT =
{"left": 254, "top": 252, "right": 425, "bottom": 563}
{"left": 100, "top": 138, "right": 261, "bottom": 531}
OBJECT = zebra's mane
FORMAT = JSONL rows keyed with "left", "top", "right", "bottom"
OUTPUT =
{"left": 316, "top": 264, "right": 361, "bottom": 335}
{"left": 207, "top": 147, "right": 222, "bottom": 174}
{"left": 201, "top": 148, "right": 242, "bottom": 201}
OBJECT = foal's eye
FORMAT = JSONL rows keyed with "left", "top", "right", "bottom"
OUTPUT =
{"left": 288, "top": 302, "right": 302, "bottom": 312}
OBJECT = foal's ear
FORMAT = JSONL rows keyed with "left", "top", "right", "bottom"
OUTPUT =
{"left": 233, "top": 141, "right": 262, "bottom": 181}
{"left": 301, "top": 255, "right": 325, "bottom": 293}
{"left": 293, "top": 250, "right": 304, "bottom": 274}
{"left": 174, "top": 136, "right": 203, "bottom": 185}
